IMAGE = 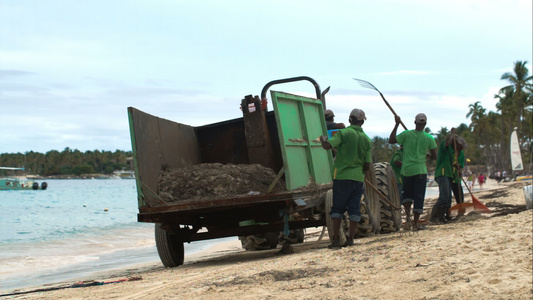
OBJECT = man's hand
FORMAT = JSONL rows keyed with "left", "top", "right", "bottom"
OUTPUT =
{"left": 394, "top": 115, "right": 402, "bottom": 124}
{"left": 320, "top": 135, "right": 332, "bottom": 150}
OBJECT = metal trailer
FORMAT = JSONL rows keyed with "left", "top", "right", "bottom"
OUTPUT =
{"left": 127, "top": 77, "right": 400, "bottom": 268}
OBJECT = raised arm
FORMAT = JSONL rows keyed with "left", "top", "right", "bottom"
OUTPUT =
{"left": 389, "top": 115, "right": 402, "bottom": 144}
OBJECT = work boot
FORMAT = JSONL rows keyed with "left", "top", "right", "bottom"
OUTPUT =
{"left": 429, "top": 205, "right": 445, "bottom": 224}
{"left": 328, "top": 237, "right": 341, "bottom": 249}
{"left": 342, "top": 237, "right": 354, "bottom": 247}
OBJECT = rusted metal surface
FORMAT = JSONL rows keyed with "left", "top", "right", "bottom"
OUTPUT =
{"left": 195, "top": 117, "right": 249, "bottom": 165}
{"left": 128, "top": 107, "right": 201, "bottom": 208}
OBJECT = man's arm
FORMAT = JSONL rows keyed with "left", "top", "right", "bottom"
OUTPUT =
{"left": 428, "top": 148, "right": 437, "bottom": 160}
{"left": 363, "top": 162, "right": 372, "bottom": 173}
{"left": 389, "top": 115, "right": 401, "bottom": 144}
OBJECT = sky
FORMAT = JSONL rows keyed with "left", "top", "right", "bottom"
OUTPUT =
{"left": 1, "top": 0, "right": 532, "bottom": 154}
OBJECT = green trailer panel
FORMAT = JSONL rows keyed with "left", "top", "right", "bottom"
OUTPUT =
{"left": 270, "top": 91, "right": 333, "bottom": 190}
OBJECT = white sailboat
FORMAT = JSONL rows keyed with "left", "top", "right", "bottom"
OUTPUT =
{"left": 510, "top": 128, "right": 530, "bottom": 181}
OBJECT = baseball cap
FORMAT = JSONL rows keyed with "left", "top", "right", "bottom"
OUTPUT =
{"left": 350, "top": 108, "right": 367, "bottom": 121}
{"left": 324, "top": 109, "right": 334, "bottom": 119}
{"left": 455, "top": 136, "right": 468, "bottom": 149}
{"left": 415, "top": 113, "right": 427, "bottom": 124}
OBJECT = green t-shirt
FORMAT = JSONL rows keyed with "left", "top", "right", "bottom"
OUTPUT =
{"left": 327, "top": 125, "right": 372, "bottom": 182}
{"left": 435, "top": 141, "right": 454, "bottom": 179}
{"left": 390, "top": 149, "right": 403, "bottom": 185}
{"left": 435, "top": 141, "right": 465, "bottom": 182}
{"left": 453, "top": 151, "right": 465, "bottom": 183}
{"left": 396, "top": 130, "right": 437, "bottom": 177}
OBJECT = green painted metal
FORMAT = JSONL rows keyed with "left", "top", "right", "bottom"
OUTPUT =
{"left": 270, "top": 91, "right": 333, "bottom": 190}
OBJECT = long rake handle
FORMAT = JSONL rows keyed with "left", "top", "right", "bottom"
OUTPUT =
{"left": 365, "top": 179, "right": 400, "bottom": 210}
{"left": 378, "top": 92, "right": 408, "bottom": 131}
{"left": 365, "top": 179, "right": 414, "bottom": 231}
{"left": 353, "top": 78, "right": 408, "bottom": 130}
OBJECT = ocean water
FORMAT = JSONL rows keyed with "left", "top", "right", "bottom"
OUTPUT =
{"left": 0, "top": 179, "right": 236, "bottom": 292}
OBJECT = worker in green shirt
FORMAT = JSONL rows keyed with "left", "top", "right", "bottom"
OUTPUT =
{"left": 448, "top": 147, "right": 466, "bottom": 219}
{"left": 320, "top": 108, "right": 372, "bottom": 249}
{"left": 430, "top": 129, "right": 467, "bottom": 223}
{"left": 389, "top": 113, "right": 437, "bottom": 230}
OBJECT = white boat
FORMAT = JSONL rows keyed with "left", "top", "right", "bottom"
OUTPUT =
{"left": 0, "top": 167, "right": 48, "bottom": 191}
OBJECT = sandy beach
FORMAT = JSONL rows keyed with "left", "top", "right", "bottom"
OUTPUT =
{"left": 3, "top": 180, "right": 532, "bottom": 299}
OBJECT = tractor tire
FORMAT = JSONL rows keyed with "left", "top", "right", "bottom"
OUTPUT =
{"left": 360, "top": 166, "right": 381, "bottom": 236}
{"left": 374, "top": 162, "right": 402, "bottom": 233}
{"left": 155, "top": 224, "right": 185, "bottom": 268}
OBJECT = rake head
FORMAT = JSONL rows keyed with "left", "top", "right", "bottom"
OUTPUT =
{"left": 353, "top": 78, "right": 380, "bottom": 93}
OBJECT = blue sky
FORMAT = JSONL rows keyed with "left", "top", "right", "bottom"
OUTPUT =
{"left": 1, "top": 0, "right": 531, "bottom": 154}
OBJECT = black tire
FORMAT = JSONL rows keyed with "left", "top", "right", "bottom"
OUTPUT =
{"left": 155, "top": 224, "right": 185, "bottom": 268}
{"left": 294, "top": 228, "right": 305, "bottom": 243}
{"left": 360, "top": 166, "right": 381, "bottom": 237}
{"left": 239, "top": 232, "right": 279, "bottom": 251}
{"left": 265, "top": 232, "right": 280, "bottom": 249}
{"left": 374, "top": 162, "right": 402, "bottom": 233}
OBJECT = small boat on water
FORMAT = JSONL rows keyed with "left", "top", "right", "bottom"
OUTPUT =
{"left": 0, "top": 167, "right": 48, "bottom": 191}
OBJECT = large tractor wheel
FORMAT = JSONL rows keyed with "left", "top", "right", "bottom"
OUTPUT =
{"left": 374, "top": 162, "right": 402, "bottom": 233}
{"left": 360, "top": 167, "right": 381, "bottom": 237}
{"left": 155, "top": 223, "right": 185, "bottom": 268}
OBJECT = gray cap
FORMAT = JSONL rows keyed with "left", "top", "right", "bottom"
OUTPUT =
{"left": 454, "top": 136, "right": 468, "bottom": 149}
{"left": 415, "top": 113, "right": 427, "bottom": 124}
{"left": 350, "top": 108, "right": 367, "bottom": 121}
{"left": 324, "top": 109, "right": 334, "bottom": 119}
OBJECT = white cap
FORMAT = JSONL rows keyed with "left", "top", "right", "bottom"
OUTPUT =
{"left": 415, "top": 113, "right": 427, "bottom": 124}
{"left": 350, "top": 108, "right": 367, "bottom": 121}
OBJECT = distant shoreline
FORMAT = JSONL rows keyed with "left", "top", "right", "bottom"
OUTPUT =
{"left": 27, "top": 174, "right": 135, "bottom": 180}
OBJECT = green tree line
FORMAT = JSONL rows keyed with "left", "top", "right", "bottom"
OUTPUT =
{"left": 0, "top": 148, "right": 132, "bottom": 176}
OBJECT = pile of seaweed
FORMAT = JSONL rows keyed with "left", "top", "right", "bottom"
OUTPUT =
{"left": 158, "top": 163, "right": 286, "bottom": 202}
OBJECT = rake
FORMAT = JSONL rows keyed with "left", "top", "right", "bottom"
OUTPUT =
{"left": 449, "top": 132, "right": 492, "bottom": 215}
{"left": 353, "top": 78, "right": 408, "bottom": 130}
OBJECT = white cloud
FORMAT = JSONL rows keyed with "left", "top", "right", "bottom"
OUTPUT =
{"left": 376, "top": 70, "right": 435, "bottom": 76}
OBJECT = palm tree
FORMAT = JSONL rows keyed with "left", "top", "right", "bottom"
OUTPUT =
{"left": 500, "top": 61, "right": 533, "bottom": 133}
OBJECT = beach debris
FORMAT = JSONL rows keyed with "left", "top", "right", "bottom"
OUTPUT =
{"left": 0, "top": 276, "right": 143, "bottom": 297}
{"left": 158, "top": 163, "right": 286, "bottom": 202}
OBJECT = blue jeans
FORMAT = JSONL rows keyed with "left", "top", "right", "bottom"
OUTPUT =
{"left": 402, "top": 174, "right": 427, "bottom": 214}
{"left": 330, "top": 180, "right": 364, "bottom": 222}
{"left": 435, "top": 176, "right": 453, "bottom": 209}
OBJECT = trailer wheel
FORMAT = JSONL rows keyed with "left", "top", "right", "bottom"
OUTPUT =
{"left": 155, "top": 224, "right": 184, "bottom": 268}
{"left": 294, "top": 228, "right": 305, "bottom": 243}
{"left": 374, "top": 162, "right": 402, "bottom": 233}
{"left": 239, "top": 232, "right": 279, "bottom": 251}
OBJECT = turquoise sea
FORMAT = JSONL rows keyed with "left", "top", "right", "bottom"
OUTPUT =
{"left": 0, "top": 179, "right": 236, "bottom": 292}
